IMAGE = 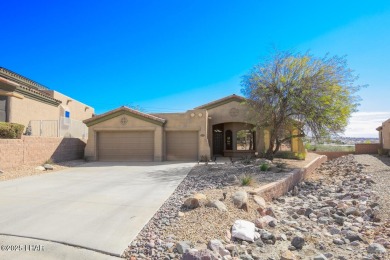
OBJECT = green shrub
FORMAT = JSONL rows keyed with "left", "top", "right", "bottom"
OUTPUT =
{"left": 305, "top": 143, "right": 317, "bottom": 151}
{"left": 0, "top": 122, "right": 25, "bottom": 139}
{"left": 240, "top": 174, "right": 256, "bottom": 186}
{"left": 296, "top": 152, "right": 306, "bottom": 160}
{"left": 260, "top": 163, "right": 269, "bottom": 171}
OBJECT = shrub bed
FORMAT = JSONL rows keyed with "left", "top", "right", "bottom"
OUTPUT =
{"left": 0, "top": 122, "right": 25, "bottom": 139}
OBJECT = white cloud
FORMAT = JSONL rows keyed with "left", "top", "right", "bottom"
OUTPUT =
{"left": 343, "top": 112, "right": 390, "bottom": 138}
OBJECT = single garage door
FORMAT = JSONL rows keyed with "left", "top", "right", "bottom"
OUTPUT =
{"left": 166, "top": 131, "right": 198, "bottom": 161}
{"left": 98, "top": 131, "right": 154, "bottom": 161}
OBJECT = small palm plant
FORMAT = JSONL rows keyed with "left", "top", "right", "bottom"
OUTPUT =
{"left": 260, "top": 163, "right": 269, "bottom": 171}
{"left": 240, "top": 174, "right": 256, "bottom": 186}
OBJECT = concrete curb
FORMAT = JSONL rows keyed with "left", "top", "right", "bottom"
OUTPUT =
{"left": 252, "top": 155, "right": 327, "bottom": 201}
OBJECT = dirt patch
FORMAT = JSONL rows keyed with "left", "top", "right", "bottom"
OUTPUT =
{"left": 0, "top": 160, "right": 86, "bottom": 182}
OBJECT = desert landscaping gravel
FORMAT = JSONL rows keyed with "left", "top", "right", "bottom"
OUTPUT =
{"left": 354, "top": 155, "right": 390, "bottom": 222}
{"left": 124, "top": 154, "right": 390, "bottom": 260}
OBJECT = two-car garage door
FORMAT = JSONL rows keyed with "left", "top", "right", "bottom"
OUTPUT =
{"left": 98, "top": 131, "right": 154, "bottom": 161}
{"left": 97, "top": 130, "right": 198, "bottom": 161}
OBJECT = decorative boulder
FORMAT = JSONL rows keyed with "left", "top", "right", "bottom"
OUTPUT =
{"left": 232, "top": 191, "right": 248, "bottom": 209}
{"left": 206, "top": 200, "right": 227, "bottom": 212}
{"left": 231, "top": 219, "right": 255, "bottom": 242}
{"left": 43, "top": 164, "right": 54, "bottom": 170}
{"left": 183, "top": 193, "right": 207, "bottom": 209}
{"left": 255, "top": 215, "right": 278, "bottom": 228}
{"left": 253, "top": 195, "right": 267, "bottom": 208}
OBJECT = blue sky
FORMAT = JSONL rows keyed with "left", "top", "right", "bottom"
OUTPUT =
{"left": 2, "top": 1, "right": 390, "bottom": 137}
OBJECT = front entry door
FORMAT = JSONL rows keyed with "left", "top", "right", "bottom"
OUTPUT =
{"left": 213, "top": 124, "right": 224, "bottom": 156}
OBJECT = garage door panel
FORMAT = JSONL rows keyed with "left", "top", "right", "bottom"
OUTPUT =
{"left": 166, "top": 131, "right": 198, "bottom": 161}
{"left": 98, "top": 131, "right": 154, "bottom": 161}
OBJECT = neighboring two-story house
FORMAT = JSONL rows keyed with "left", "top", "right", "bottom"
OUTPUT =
{"left": 0, "top": 67, "right": 94, "bottom": 138}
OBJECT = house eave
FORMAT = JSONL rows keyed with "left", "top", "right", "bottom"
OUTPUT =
{"left": 84, "top": 108, "right": 166, "bottom": 127}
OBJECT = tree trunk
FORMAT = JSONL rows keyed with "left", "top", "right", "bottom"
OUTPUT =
{"left": 274, "top": 139, "right": 281, "bottom": 155}
{"left": 265, "top": 135, "right": 276, "bottom": 160}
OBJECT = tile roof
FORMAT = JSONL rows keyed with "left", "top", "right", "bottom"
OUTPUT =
{"left": 0, "top": 67, "right": 61, "bottom": 105}
{"left": 194, "top": 94, "right": 246, "bottom": 109}
{"left": 0, "top": 67, "right": 49, "bottom": 91}
{"left": 83, "top": 106, "right": 166, "bottom": 126}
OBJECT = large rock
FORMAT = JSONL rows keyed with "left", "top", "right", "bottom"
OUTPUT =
{"left": 239, "top": 255, "right": 254, "bottom": 260}
{"left": 207, "top": 239, "right": 229, "bottom": 257}
{"left": 182, "top": 249, "right": 213, "bottom": 260}
{"left": 206, "top": 200, "right": 227, "bottom": 212}
{"left": 260, "top": 230, "right": 276, "bottom": 244}
{"left": 232, "top": 191, "right": 248, "bottom": 209}
{"left": 280, "top": 250, "right": 297, "bottom": 260}
{"left": 208, "top": 239, "right": 224, "bottom": 252}
{"left": 231, "top": 219, "right": 255, "bottom": 242}
{"left": 43, "top": 164, "right": 54, "bottom": 170}
{"left": 35, "top": 166, "right": 46, "bottom": 171}
{"left": 345, "top": 207, "right": 360, "bottom": 216}
{"left": 367, "top": 243, "right": 387, "bottom": 254}
{"left": 183, "top": 193, "right": 207, "bottom": 209}
{"left": 257, "top": 207, "right": 276, "bottom": 218}
{"left": 345, "top": 231, "right": 363, "bottom": 242}
{"left": 313, "top": 254, "right": 328, "bottom": 260}
{"left": 291, "top": 236, "right": 305, "bottom": 249}
{"left": 253, "top": 195, "right": 266, "bottom": 208}
{"left": 176, "top": 241, "right": 191, "bottom": 254}
{"left": 254, "top": 215, "right": 277, "bottom": 228}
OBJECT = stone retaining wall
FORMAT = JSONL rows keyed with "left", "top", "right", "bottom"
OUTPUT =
{"left": 253, "top": 155, "right": 327, "bottom": 201}
{"left": 0, "top": 136, "right": 86, "bottom": 169}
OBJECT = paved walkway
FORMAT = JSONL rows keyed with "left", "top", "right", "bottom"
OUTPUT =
{"left": 0, "top": 162, "right": 194, "bottom": 259}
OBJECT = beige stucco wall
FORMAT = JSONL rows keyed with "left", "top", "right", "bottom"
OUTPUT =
{"left": 153, "top": 109, "right": 209, "bottom": 160}
{"left": 7, "top": 96, "right": 59, "bottom": 128}
{"left": 45, "top": 90, "right": 94, "bottom": 121}
{"left": 84, "top": 113, "right": 163, "bottom": 161}
{"left": 382, "top": 120, "right": 390, "bottom": 149}
{"left": 4, "top": 89, "right": 94, "bottom": 131}
{"left": 206, "top": 101, "right": 265, "bottom": 155}
{"left": 207, "top": 101, "right": 252, "bottom": 125}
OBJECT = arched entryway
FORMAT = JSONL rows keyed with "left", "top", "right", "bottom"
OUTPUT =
{"left": 212, "top": 122, "right": 256, "bottom": 157}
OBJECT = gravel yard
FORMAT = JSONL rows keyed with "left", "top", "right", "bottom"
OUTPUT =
{"left": 0, "top": 160, "right": 86, "bottom": 182}
{"left": 354, "top": 155, "right": 390, "bottom": 222}
{"left": 124, "top": 154, "right": 389, "bottom": 260}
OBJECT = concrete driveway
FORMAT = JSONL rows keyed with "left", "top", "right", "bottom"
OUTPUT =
{"left": 0, "top": 162, "right": 194, "bottom": 258}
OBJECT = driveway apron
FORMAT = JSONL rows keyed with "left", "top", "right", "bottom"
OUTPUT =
{"left": 0, "top": 162, "right": 194, "bottom": 257}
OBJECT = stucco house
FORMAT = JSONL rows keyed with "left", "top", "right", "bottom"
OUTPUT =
{"left": 377, "top": 118, "right": 390, "bottom": 152}
{"left": 0, "top": 67, "right": 94, "bottom": 138}
{"left": 84, "top": 94, "right": 304, "bottom": 161}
